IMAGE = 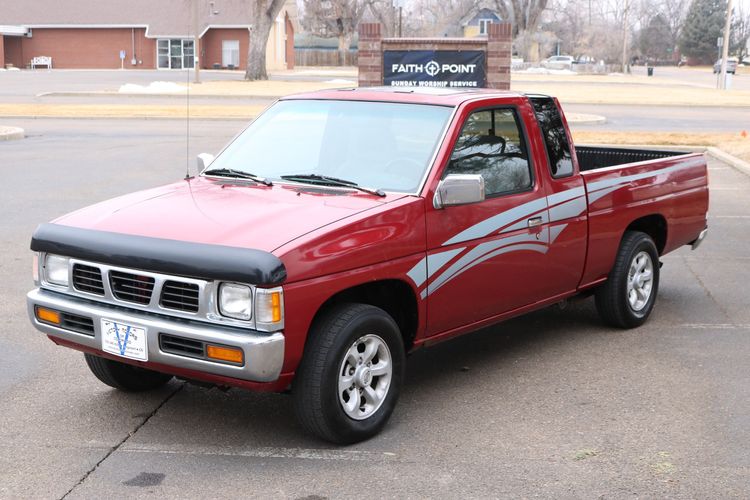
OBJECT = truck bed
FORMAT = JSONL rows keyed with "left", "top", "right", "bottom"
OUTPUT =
{"left": 575, "top": 145, "right": 688, "bottom": 172}
{"left": 578, "top": 150, "right": 709, "bottom": 287}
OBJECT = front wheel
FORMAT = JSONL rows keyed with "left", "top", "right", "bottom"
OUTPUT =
{"left": 293, "top": 303, "right": 405, "bottom": 444}
{"left": 595, "top": 231, "right": 660, "bottom": 328}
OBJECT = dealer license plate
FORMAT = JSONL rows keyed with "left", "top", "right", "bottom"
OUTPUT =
{"left": 101, "top": 319, "right": 148, "bottom": 361}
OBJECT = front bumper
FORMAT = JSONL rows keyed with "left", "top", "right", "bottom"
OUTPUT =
{"left": 27, "top": 288, "right": 284, "bottom": 383}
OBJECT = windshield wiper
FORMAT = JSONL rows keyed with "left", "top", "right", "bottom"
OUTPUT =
{"left": 280, "top": 174, "right": 385, "bottom": 197}
{"left": 204, "top": 168, "right": 272, "bottom": 186}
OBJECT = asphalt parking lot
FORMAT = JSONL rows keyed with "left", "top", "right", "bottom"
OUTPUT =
{"left": 1, "top": 118, "right": 749, "bottom": 498}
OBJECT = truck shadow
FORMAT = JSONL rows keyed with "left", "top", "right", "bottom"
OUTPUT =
{"left": 115, "top": 298, "right": 618, "bottom": 449}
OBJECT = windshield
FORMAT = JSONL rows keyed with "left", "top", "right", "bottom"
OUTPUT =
{"left": 205, "top": 99, "right": 453, "bottom": 193}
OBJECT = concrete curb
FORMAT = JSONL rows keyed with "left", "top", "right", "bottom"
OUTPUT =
{"left": 706, "top": 147, "right": 750, "bottom": 177}
{"left": 566, "top": 113, "right": 606, "bottom": 125}
{"left": 0, "top": 126, "right": 24, "bottom": 141}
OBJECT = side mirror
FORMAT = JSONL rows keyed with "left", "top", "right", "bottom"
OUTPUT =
{"left": 197, "top": 153, "right": 215, "bottom": 171}
{"left": 433, "top": 174, "right": 485, "bottom": 209}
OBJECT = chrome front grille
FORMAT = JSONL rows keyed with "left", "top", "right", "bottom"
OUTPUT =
{"left": 160, "top": 281, "right": 200, "bottom": 313}
{"left": 109, "top": 271, "right": 155, "bottom": 305}
{"left": 72, "top": 264, "right": 105, "bottom": 295}
{"left": 38, "top": 256, "right": 257, "bottom": 329}
{"left": 55, "top": 258, "right": 208, "bottom": 317}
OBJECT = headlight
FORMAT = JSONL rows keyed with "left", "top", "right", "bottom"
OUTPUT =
{"left": 44, "top": 254, "right": 70, "bottom": 286}
{"left": 218, "top": 283, "right": 253, "bottom": 320}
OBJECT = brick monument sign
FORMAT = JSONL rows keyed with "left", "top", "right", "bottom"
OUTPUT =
{"left": 358, "top": 22, "right": 512, "bottom": 90}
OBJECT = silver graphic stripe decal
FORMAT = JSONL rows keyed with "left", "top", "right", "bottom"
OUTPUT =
{"left": 408, "top": 156, "right": 700, "bottom": 298}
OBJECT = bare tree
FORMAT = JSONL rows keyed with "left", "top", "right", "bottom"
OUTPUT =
{"left": 660, "top": 0, "right": 690, "bottom": 50}
{"left": 403, "top": 0, "right": 484, "bottom": 37}
{"left": 301, "top": 0, "right": 367, "bottom": 63}
{"left": 493, "top": 0, "right": 550, "bottom": 60}
{"left": 363, "top": 0, "right": 397, "bottom": 37}
{"left": 547, "top": 0, "right": 588, "bottom": 57}
{"left": 245, "top": 0, "right": 286, "bottom": 81}
{"left": 732, "top": 1, "right": 750, "bottom": 60}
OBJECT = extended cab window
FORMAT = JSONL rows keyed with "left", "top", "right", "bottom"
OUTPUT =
{"left": 530, "top": 96, "right": 574, "bottom": 178}
{"left": 446, "top": 108, "right": 532, "bottom": 196}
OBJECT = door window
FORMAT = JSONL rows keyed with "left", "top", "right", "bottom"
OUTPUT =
{"left": 446, "top": 108, "right": 532, "bottom": 196}
{"left": 157, "top": 39, "right": 170, "bottom": 69}
{"left": 157, "top": 39, "right": 195, "bottom": 69}
{"left": 170, "top": 39, "right": 183, "bottom": 69}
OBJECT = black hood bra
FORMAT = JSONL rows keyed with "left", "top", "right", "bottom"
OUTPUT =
{"left": 31, "top": 223, "right": 287, "bottom": 286}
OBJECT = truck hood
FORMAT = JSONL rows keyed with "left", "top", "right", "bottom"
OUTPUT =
{"left": 55, "top": 177, "right": 404, "bottom": 253}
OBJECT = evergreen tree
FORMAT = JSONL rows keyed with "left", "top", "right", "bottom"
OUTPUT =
{"left": 678, "top": 0, "right": 727, "bottom": 63}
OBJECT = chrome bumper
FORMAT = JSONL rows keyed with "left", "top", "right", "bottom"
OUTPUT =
{"left": 691, "top": 227, "right": 708, "bottom": 250}
{"left": 27, "top": 288, "right": 284, "bottom": 382}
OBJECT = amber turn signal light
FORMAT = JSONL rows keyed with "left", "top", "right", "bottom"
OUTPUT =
{"left": 35, "top": 306, "right": 61, "bottom": 325}
{"left": 206, "top": 345, "right": 244, "bottom": 364}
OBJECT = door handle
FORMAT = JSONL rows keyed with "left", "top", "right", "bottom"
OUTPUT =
{"left": 528, "top": 216, "right": 543, "bottom": 228}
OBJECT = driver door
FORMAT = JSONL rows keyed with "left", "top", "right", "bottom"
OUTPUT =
{"left": 422, "top": 105, "right": 551, "bottom": 335}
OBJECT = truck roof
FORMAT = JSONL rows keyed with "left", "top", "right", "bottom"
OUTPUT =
{"left": 282, "top": 86, "right": 525, "bottom": 107}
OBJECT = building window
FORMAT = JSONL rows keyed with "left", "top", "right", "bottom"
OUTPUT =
{"left": 478, "top": 19, "right": 493, "bottom": 36}
{"left": 157, "top": 39, "right": 195, "bottom": 69}
{"left": 222, "top": 40, "right": 240, "bottom": 68}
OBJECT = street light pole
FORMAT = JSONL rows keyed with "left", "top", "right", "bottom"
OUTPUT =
{"left": 193, "top": 0, "right": 201, "bottom": 84}
{"left": 719, "top": 0, "right": 733, "bottom": 90}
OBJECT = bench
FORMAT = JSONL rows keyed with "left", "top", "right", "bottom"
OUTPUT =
{"left": 31, "top": 56, "right": 52, "bottom": 69}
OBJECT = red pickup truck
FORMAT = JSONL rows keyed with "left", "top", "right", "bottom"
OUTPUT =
{"left": 27, "top": 88, "right": 708, "bottom": 443}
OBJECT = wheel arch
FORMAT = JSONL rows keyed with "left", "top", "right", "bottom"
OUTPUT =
{"left": 308, "top": 279, "right": 419, "bottom": 353}
{"left": 624, "top": 214, "right": 667, "bottom": 254}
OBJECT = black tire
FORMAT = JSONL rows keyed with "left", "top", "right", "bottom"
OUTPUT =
{"left": 84, "top": 353, "right": 173, "bottom": 392}
{"left": 595, "top": 231, "right": 660, "bottom": 329}
{"left": 293, "top": 303, "right": 405, "bottom": 444}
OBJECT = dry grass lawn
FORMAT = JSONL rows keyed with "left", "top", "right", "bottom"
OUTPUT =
{"left": 572, "top": 130, "right": 750, "bottom": 163}
{"left": 512, "top": 80, "right": 750, "bottom": 107}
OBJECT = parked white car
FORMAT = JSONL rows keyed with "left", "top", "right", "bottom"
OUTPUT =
{"left": 541, "top": 55, "right": 574, "bottom": 70}
{"left": 713, "top": 57, "right": 738, "bottom": 74}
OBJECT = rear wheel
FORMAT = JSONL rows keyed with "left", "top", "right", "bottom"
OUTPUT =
{"left": 293, "top": 303, "right": 405, "bottom": 444}
{"left": 84, "top": 353, "right": 173, "bottom": 391}
{"left": 595, "top": 231, "right": 660, "bottom": 328}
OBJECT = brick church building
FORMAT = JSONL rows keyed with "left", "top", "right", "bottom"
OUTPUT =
{"left": 0, "top": 0, "right": 297, "bottom": 71}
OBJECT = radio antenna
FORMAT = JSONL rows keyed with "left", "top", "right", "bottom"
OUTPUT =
{"left": 185, "top": 46, "right": 192, "bottom": 180}
{"left": 185, "top": 7, "right": 193, "bottom": 180}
